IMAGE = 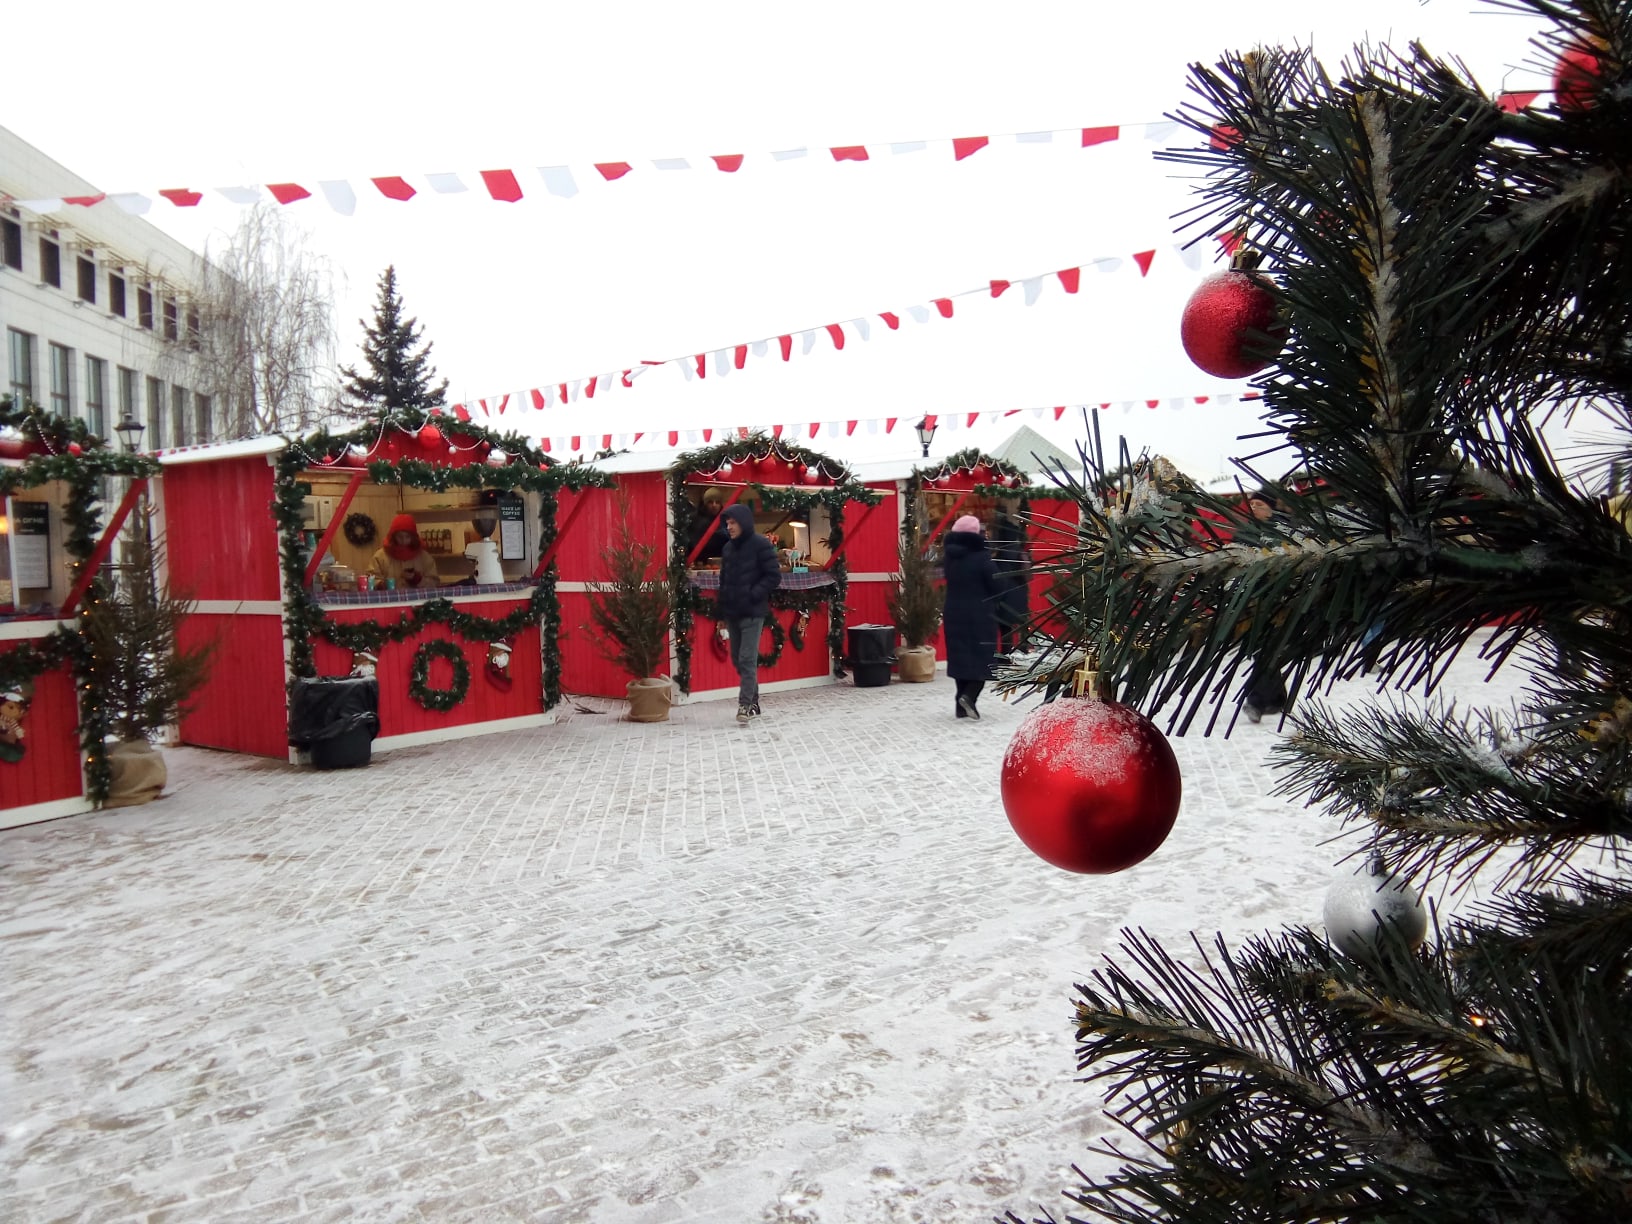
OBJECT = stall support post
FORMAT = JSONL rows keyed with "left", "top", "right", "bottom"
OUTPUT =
{"left": 821, "top": 499, "right": 878, "bottom": 571}
{"left": 302, "top": 473, "right": 367, "bottom": 588}
{"left": 685, "top": 484, "right": 745, "bottom": 567}
{"left": 59, "top": 477, "right": 147, "bottom": 616}
{"left": 533, "top": 489, "right": 592, "bottom": 578}
{"left": 925, "top": 491, "right": 973, "bottom": 554}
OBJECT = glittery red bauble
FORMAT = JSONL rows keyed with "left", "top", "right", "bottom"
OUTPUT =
{"left": 1553, "top": 45, "right": 1601, "bottom": 112}
{"left": 68, "top": 442, "right": 83, "bottom": 456}
{"left": 1180, "top": 270, "right": 1283, "bottom": 380}
{"left": 1001, "top": 698, "right": 1182, "bottom": 874}
{"left": 418, "top": 424, "right": 444, "bottom": 450}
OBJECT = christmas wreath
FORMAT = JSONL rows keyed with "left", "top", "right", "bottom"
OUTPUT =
{"left": 342, "top": 512, "right": 377, "bottom": 548}
{"left": 409, "top": 640, "right": 470, "bottom": 711}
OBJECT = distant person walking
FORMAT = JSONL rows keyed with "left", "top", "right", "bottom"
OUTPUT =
{"left": 989, "top": 507, "right": 1030, "bottom": 656}
{"left": 717, "top": 503, "right": 782, "bottom": 725}
{"left": 1242, "top": 489, "right": 1290, "bottom": 723}
{"left": 942, "top": 515, "right": 1001, "bottom": 720}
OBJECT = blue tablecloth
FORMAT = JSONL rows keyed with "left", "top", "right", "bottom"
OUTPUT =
{"left": 687, "top": 570, "right": 835, "bottom": 591}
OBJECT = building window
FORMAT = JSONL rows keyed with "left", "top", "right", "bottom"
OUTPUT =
{"left": 39, "top": 237, "right": 61, "bottom": 288}
{"left": 162, "top": 299, "right": 179, "bottom": 342}
{"left": 109, "top": 272, "right": 126, "bottom": 317}
{"left": 77, "top": 255, "right": 96, "bottom": 303}
{"left": 186, "top": 307, "right": 201, "bottom": 350}
{"left": 49, "top": 343, "right": 72, "bottom": 418}
{"left": 1, "top": 218, "right": 21, "bottom": 271}
{"left": 85, "top": 356, "right": 107, "bottom": 438}
{"left": 138, "top": 286, "right": 154, "bottom": 330}
{"left": 171, "top": 385, "right": 189, "bottom": 447}
{"left": 193, "top": 392, "right": 212, "bottom": 443}
{"left": 117, "top": 366, "right": 138, "bottom": 428}
{"left": 7, "top": 329, "right": 36, "bottom": 406}
{"left": 146, "top": 376, "right": 166, "bottom": 449}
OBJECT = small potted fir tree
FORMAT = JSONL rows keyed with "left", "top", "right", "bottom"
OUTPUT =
{"left": 83, "top": 501, "right": 216, "bottom": 806}
{"left": 887, "top": 522, "right": 942, "bottom": 683}
{"left": 585, "top": 492, "right": 676, "bottom": 722}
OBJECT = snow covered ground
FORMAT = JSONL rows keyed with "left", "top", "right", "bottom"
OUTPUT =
{"left": 1, "top": 634, "right": 1525, "bottom": 1222}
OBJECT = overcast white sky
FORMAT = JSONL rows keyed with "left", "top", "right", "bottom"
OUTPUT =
{"left": 8, "top": 1, "right": 1555, "bottom": 478}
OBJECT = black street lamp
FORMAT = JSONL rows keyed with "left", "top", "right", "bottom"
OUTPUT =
{"left": 115, "top": 412, "right": 145, "bottom": 454}
{"left": 914, "top": 415, "right": 936, "bottom": 458}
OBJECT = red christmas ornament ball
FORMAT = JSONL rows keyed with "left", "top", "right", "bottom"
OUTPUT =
{"left": 1180, "top": 270, "right": 1283, "bottom": 380}
{"left": 68, "top": 442, "right": 83, "bottom": 456}
{"left": 418, "top": 424, "right": 444, "bottom": 450}
{"left": 1553, "top": 45, "right": 1601, "bottom": 112}
{"left": 1001, "top": 697, "right": 1182, "bottom": 874}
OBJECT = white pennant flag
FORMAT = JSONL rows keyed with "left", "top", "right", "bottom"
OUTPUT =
{"left": 679, "top": 359, "right": 695, "bottom": 382}
{"left": 568, "top": 379, "right": 582, "bottom": 401}
{"left": 426, "top": 173, "right": 467, "bottom": 194}
{"left": 890, "top": 141, "right": 928, "bottom": 155}
{"left": 1015, "top": 130, "right": 1054, "bottom": 143}
{"left": 686, "top": 430, "right": 701, "bottom": 444}
{"left": 800, "top": 330, "right": 818, "bottom": 356}
{"left": 866, "top": 419, "right": 879, "bottom": 434}
{"left": 109, "top": 193, "right": 152, "bottom": 215}
{"left": 750, "top": 339, "right": 768, "bottom": 358}
{"left": 652, "top": 158, "right": 691, "bottom": 171}
{"left": 771, "top": 148, "right": 808, "bottom": 161}
{"left": 319, "top": 180, "right": 357, "bottom": 214}
{"left": 1142, "top": 121, "right": 1182, "bottom": 143}
{"left": 1175, "top": 243, "right": 1206, "bottom": 270}
{"left": 539, "top": 166, "right": 579, "bottom": 198}
{"left": 850, "top": 317, "right": 871, "bottom": 341}
{"left": 906, "top": 304, "right": 932, "bottom": 324}
{"left": 540, "top": 385, "right": 554, "bottom": 408}
{"left": 1096, "top": 257, "right": 1124, "bottom": 274}
{"left": 217, "top": 186, "right": 262, "bottom": 204}
{"left": 713, "top": 349, "right": 731, "bottom": 377}
{"left": 1022, "top": 277, "right": 1045, "bottom": 305}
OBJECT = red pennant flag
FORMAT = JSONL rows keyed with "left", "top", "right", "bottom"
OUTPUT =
{"left": 826, "top": 324, "right": 846, "bottom": 350}
{"left": 1132, "top": 250, "right": 1156, "bottom": 277}
{"left": 830, "top": 145, "right": 869, "bottom": 161}
{"left": 453, "top": 404, "right": 472, "bottom": 421}
{"left": 1210, "top": 125, "right": 1241, "bottom": 151}
{"left": 668, "top": 431, "right": 679, "bottom": 446}
{"left": 1242, "top": 390, "right": 1263, "bottom": 400}
{"left": 542, "top": 438, "right": 552, "bottom": 452}
{"left": 633, "top": 432, "right": 644, "bottom": 444}
{"left": 1054, "top": 406, "right": 1068, "bottom": 419}
{"left": 266, "top": 183, "right": 311, "bottom": 204}
{"left": 530, "top": 389, "right": 544, "bottom": 409}
{"left": 703, "top": 429, "right": 713, "bottom": 442}
{"left": 734, "top": 344, "right": 748, "bottom": 369}
{"left": 711, "top": 154, "right": 744, "bottom": 172}
{"left": 880, "top": 312, "right": 900, "bottom": 330}
{"left": 809, "top": 423, "right": 821, "bottom": 438}
{"left": 159, "top": 188, "right": 203, "bottom": 207}
{"left": 952, "top": 136, "right": 989, "bottom": 161}
{"left": 695, "top": 354, "right": 707, "bottom": 378}
{"left": 1097, "top": 402, "right": 1111, "bottom": 411}
{"left": 585, "top": 377, "right": 598, "bottom": 398}
{"left": 480, "top": 169, "right": 523, "bottom": 201}
{"left": 1146, "top": 399, "right": 1160, "bottom": 409}
{"left": 620, "top": 369, "right": 634, "bottom": 388}
{"left": 64, "top": 194, "right": 106, "bottom": 207}
{"left": 933, "top": 298, "right": 954, "bottom": 318}
{"left": 1080, "top": 126, "right": 1119, "bottom": 146}
{"left": 496, "top": 394, "right": 510, "bottom": 415}
{"left": 989, "top": 280, "right": 1011, "bottom": 297}
{"left": 966, "top": 413, "right": 980, "bottom": 427}
{"left": 1056, "top": 267, "right": 1081, "bottom": 294}
{"left": 846, "top": 420, "right": 858, "bottom": 435}
{"left": 923, "top": 414, "right": 938, "bottom": 430}
{"left": 558, "top": 383, "right": 568, "bottom": 403}
{"left": 778, "top": 334, "right": 793, "bottom": 361}
{"left": 602, "top": 434, "right": 612, "bottom": 450}
{"left": 372, "top": 176, "right": 416, "bottom": 201}
{"left": 1497, "top": 91, "right": 1540, "bottom": 113}
{"left": 1218, "top": 232, "right": 1243, "bottom": 256}
{"left": 772, "top": 424, "right": 784, "bottom": 438}
{"left": 596, "top": 162, "right": 633, "bottom": 181}
{"left": 886, "top": 417, "right": 898, "bottom": 432}
{"left": 1194, "top": 396, "right": 1210, "bottom": 404}
{"left": 571, "top": 436, "right": 581, "bottom": 450}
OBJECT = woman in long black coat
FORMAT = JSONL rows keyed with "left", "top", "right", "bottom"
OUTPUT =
{"left": 941, "top": 515, "right": 1001, "bottom": 719}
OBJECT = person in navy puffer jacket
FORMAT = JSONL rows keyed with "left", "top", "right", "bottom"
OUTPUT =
{"left": 716, "top": 503, "right": 782, "bottom": 724}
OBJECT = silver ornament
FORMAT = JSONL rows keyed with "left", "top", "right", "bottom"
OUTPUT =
{"left": 1323, "top": 854, "right": 1427, "bottom": 959}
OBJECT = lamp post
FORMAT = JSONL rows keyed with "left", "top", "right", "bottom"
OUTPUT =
{"left": 115, "top": 412, "right": 145, "bottom": 454}
{"left": 914, "top": 415, "right": 936, "bottom": 459}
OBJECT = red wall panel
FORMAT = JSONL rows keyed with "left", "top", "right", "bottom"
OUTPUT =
{"left": 177, "top": 615, "right": 289, "bottom": 757}
{"left": 159, "top": 459, "right": 281, "bottom": 601}
{"left": 553, "top": 475, "right": 669, "bottom": 584}
{"left": 842, "top": 487, "right": 900, "bottom": 574}
{"left": 0, "top": 648, "right": 84, "bottom": 810}
{"left": 1025, "top": 498, "right": 1079, "bottom": 632}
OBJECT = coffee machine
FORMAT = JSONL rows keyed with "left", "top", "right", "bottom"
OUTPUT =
{"left": 464, "top": 503, "right": 504, "bottom": 585}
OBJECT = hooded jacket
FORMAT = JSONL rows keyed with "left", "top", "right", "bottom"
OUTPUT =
{"left": 941, "top": 528, "right": 1000, "bottom": 679}
{"left": 715, "top": 503, "right": 782, "bottom": 619}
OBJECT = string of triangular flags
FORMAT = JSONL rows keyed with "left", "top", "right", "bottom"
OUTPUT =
{"left": 530, "top": 394, "right": 1265, "bottom": 456}
{"left": 453, "top": 236, "right": 1243, "bottom": 423}
{"left": 11, "top": 91, "right": 1551, "bottom": 217}
{"left": 11, "top": 121, "right": 1188, "bottom": 216}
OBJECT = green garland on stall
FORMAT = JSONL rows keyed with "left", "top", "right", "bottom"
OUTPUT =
{"left": 408, "top": 640, "right": 471, "bottom": 711}
{"left": 0, "top": 398, "right": 162, "bottom": 804}
{"left": 274, "top": 411, "right": 609, "bottom": 714}
{"left": 665, "top": 433, "right": 880, "bottom": 693}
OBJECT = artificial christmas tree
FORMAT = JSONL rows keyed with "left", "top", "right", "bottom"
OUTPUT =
{"left": 338, "top": 265, "right": 450, "bottom": 419}
{"left": 1006, "top": 2, "right": 1630, "bottom": 1220}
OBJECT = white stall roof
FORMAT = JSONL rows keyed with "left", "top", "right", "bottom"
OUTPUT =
{"left": 154, "top": 436, "right": 291, "bottom": 467}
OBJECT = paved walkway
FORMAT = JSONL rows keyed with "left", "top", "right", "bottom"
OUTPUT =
{"left": 3, "top": 671, "right": 1362, "bottom": 1223}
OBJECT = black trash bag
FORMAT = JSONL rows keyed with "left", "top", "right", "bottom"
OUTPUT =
{"left": 290, "top": 677, "right": 379, "bottom": 769}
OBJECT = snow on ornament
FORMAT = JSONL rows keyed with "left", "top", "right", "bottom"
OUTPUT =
{"left": 1323, "top": 853, "right": 1427, "bottom": 960}
{"left": 1180, "top": 267, "right": 1284, "bottom": 380}
{"left": 1000, "top": 667, "right": 1182, "bottom": 874}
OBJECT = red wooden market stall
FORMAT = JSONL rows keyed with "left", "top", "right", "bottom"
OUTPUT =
{"left": 156, "top": 411, "right": 606, "bottom": 761}
{"left": 556, "top": 433, "right": 882, "bottom": 704}
{"left": 1, "top": 401, "right": 158, "bottom": 827}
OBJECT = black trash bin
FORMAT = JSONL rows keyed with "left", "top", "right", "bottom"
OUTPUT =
{"left": 290, "top": 676, "right": 380, "bottom": 769}
{"left": 847, "top": 624, "right": 897, "bottom": 688}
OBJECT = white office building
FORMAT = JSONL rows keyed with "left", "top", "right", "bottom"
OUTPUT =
{"left": 2, "top": 124, "right": 218, "bottom": 448}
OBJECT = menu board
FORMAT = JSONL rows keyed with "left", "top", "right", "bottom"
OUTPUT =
{"left": 6, "top": 498, "right": 50, "bottom": 591}
{"left": 498, "top": 495, "right": 526, "bottom": 560}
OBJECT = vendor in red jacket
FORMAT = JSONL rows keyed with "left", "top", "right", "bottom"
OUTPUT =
{"left": 369, "top": 513, "right": 439, "bottom": 589}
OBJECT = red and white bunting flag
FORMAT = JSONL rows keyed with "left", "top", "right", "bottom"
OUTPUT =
{"left": 540, "top": 166, "right": 578, "bottom": 198}
{"left": 1133, "top": 250, "right": 1157, "bottom": 277}
{"left": 482, "top": 169, "right": 524, "bottom": 201}
{"left": 800, "top": 330, "right": 818, "bottom": 356}
{"left": 1022, "top": 277, "right": 1044, "bottom": 305}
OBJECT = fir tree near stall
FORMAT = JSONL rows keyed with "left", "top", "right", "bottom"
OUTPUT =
{"left": 584, "top": 489, "right": 675, "bottom": 721}
{"left": 338, "top": 266, "right": 449, "bottom": 418}
{"left": 1004, "top": 3, "right": 1630, "bottom": 1221}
